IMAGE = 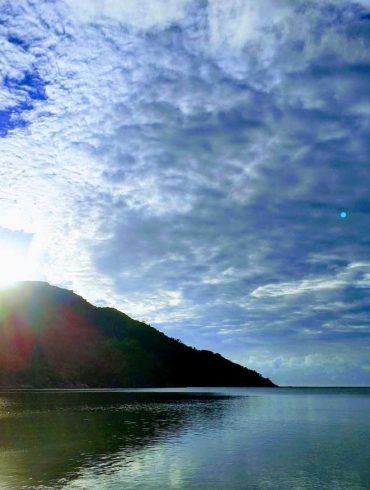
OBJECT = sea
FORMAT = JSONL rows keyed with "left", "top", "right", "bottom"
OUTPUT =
{"left": 0, "top": 387, "right": 369, "bottom": 489}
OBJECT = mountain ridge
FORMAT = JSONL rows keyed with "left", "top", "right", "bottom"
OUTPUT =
{"left": 0, "top": 281, "right": 276, "bottom": 388}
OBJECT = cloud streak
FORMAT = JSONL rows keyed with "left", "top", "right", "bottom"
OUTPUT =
{"left": 251, "top": 262, "right": 370, "bottom": 297}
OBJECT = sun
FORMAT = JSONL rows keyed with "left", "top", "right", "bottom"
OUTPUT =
{"left": 0, "top": 242, "right": 33, "bottom": 288}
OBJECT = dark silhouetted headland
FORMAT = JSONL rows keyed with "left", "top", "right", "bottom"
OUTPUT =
{"left": 0, "top": 282, "right": 276, "bottom": 388}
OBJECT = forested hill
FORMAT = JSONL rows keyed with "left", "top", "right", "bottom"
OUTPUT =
{"left": 0, "top": 282, "right": 276, "bottom": 388}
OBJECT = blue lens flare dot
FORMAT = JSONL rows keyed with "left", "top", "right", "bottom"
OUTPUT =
{"left": 340, "top": 211, "right": 347, "bottom": 219}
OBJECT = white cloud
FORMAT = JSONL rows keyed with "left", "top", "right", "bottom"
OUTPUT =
{"left": 251, "top": 277, "right": 347, "bottom": 298}
{"left": 207, "top": 0, "right": 290, "bottom": 51}
{"left": 65, "top": 0, "right": 189, "bottom": 29}
{"left": 251, "top": 263, "right": 370, "bottom": 298}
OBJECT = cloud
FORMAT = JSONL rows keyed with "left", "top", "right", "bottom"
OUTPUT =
{"left": 207, "top": 0, "right": 290, "bottom": 51}
{"left": 251, "top": 262, "right": 370, "bottom": 298}
{"left": 65, "top": 0, "right": 189, "bottom": 29}
{"left": 0, "top": 0, "right": 369, "bottom": 385}
{"left": 251, "top": 277, "right": 347, "bottom": 298}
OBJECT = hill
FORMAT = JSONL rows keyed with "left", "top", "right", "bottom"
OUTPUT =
{"left": 0, "top": 282, "right": 276, "bottom": 388}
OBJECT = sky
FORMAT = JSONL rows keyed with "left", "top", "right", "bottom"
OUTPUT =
{"left": 0, "top": 0, "right": 370, "bottom": 386}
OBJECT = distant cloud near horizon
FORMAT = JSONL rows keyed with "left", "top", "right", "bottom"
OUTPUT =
{"left": 0, "top": 0, "right": 370, "bottom": 385}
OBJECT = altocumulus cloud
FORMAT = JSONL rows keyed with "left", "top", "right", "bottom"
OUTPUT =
{"left": 0, "top": 0, "right": 370, "bottom": 385}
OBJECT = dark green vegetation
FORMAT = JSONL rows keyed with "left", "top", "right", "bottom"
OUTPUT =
{"left": 0, "top": 282, "right": 275, "bottom": 387}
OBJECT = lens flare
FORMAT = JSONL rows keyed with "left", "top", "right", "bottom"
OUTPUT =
{"left": 0, "top": 243, "right": 32, "bottom": 287}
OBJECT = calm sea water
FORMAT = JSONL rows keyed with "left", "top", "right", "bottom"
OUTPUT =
{"left": 0, "top": 387, "right": 368, "bottom": 489}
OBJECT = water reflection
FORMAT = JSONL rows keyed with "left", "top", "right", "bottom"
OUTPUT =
{"left": 0, "top": 390, "right": 232, "bottom": 489}
{"left": 0, "top": 388, "right": 369, "bottom": 489}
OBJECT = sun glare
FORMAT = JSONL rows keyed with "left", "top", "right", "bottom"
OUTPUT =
{"left": 0, "top": 242, "right": 33, "bottom": 288}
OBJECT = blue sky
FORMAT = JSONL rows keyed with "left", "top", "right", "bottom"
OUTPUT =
{"left": 0, "top": 0, "right": 370, "bottom": 385}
